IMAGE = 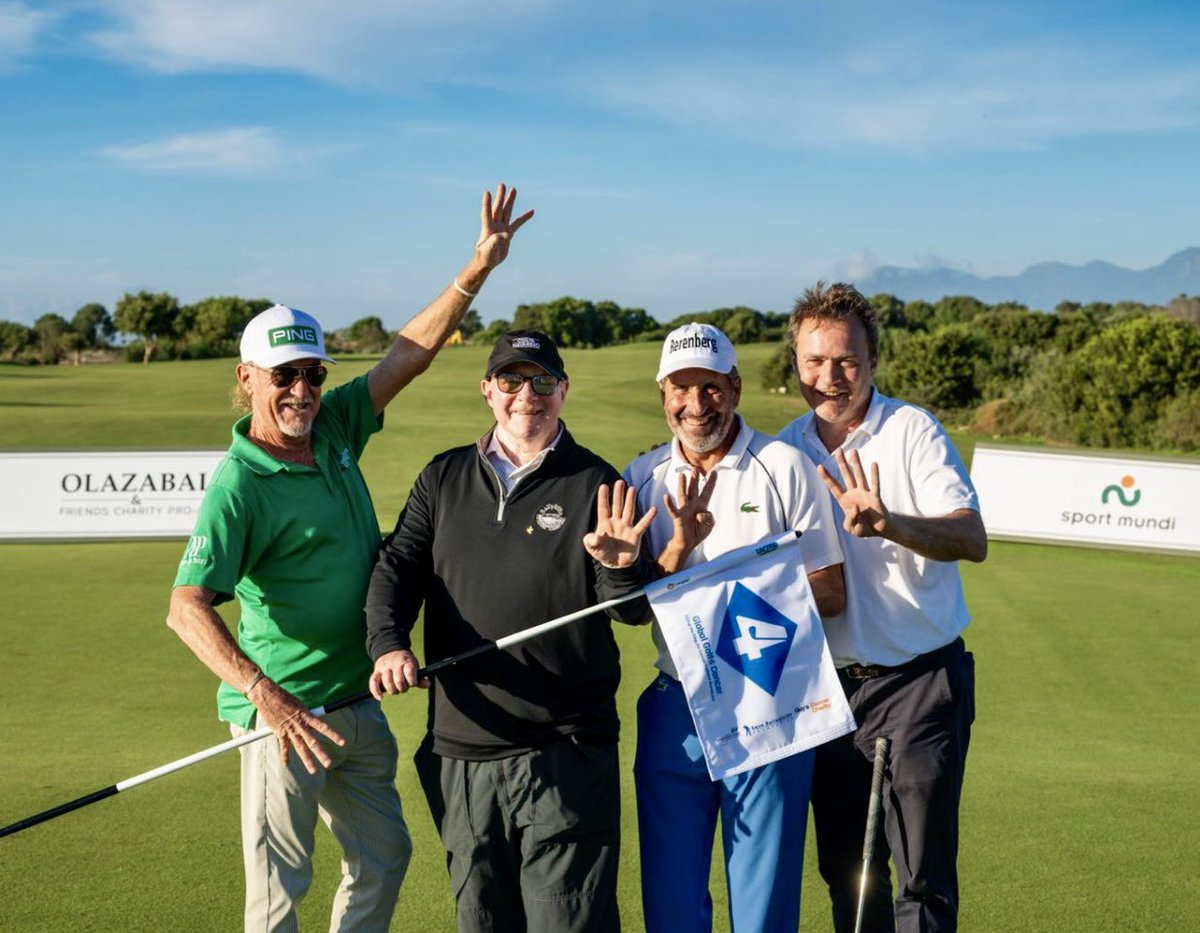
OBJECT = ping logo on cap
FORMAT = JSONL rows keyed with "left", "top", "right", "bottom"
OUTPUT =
{"left": 269, "top": 326, "right": 318, "bottom": 347}
{"left": 511, "top": 336, "right": 541, "bottom": 349}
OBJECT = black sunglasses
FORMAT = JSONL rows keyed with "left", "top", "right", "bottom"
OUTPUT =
{"left": 257, "top": 363, "right": 328, "bottom": 388}
{"left": 493, "top": 371, "right": 560, "bottom": 396}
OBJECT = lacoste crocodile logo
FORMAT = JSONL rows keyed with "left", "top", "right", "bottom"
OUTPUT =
{"left": 740, "top": 502, "right": 759, "bottom": 513}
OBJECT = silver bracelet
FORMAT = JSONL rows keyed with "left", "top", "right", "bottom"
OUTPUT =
{"left": 243, "top": 670, "right": 267, "bottom": 697}
{"left": 452, "top": 277, "right": 478, "bottom": 298}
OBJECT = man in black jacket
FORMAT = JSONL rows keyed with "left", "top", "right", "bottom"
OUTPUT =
{"left": 365, "top": 330, "right": 656, "bottom": 933}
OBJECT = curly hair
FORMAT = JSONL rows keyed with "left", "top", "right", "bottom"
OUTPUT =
{"left": 231, "top": 378, "right": 252, "bottom": 413}
{"left": 786, "top": 281, "right": 879, "bottom": 362}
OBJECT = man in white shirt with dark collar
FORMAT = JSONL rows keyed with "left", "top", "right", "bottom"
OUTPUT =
{"left": 777, "top": 282, "right": 988, "bottom": 933}
{"left": 624, "top": 322, "right": 845, "bottom": 933}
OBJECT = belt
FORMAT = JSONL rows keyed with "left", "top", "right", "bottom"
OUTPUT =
{"left": 839, "top": 638, "right": 963, "bottom": 680}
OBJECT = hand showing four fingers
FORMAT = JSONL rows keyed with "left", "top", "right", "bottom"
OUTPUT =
{"left": 817, "top": 448, "right": 890, "bottom": 538}
{"left": 584, "top": 480, "right": 658, "bottom": 568}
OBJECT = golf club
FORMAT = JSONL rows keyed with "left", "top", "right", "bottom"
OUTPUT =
{"left": 854, "top": 735, "right": 891, "bottom": 933}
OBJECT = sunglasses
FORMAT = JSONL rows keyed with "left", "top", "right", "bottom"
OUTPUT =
{"left": 256, "top": 363, "right": 329, "bottom": 389}
{"left": 493, "top": 371, "right": 560, "bottom": 396}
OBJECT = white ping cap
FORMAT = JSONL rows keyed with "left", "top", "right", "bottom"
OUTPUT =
{"left": 239, "top": 305, "right": 336, "bottom": 367}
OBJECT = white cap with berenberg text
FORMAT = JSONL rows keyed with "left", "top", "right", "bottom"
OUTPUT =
{"left": 239, "top": 305, "right": 336, "bottom": 368}
{"left": 655, "top": 322, "right": 737, "bottom": 382}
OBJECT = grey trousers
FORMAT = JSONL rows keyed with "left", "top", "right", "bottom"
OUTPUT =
{"left": 233, "top": 699, "right": 412, "bottom": 933}
{"left": 415, "top": 735, "right": 621, "bottom": 933}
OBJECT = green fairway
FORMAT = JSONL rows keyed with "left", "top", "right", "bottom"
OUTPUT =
{"left": 1, "top": 348, "right": 1197, "bottom": 931}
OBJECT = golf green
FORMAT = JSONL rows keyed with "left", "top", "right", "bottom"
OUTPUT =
{"left": 1, "top": 347, "right": 1196, "bottom": 931}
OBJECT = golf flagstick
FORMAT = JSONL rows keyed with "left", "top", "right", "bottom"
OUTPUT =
{"left": 0, "top": 691, "right": 373, "bottom": 840}
{"left": 854, "top": 735, "right": 892, "bottom": 933}
{"left": 1, "top": 530, "right": 800, "bottom": 840}
{"left": 413, "top": 531, "right": 800, "bottom": 681}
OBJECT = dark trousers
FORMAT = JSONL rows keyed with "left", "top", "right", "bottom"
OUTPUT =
{"left": 811, "top": 638, "right": 975, "bottom": 933}
{"left": 415, "top": 735, "right": 621, "bottom": 933}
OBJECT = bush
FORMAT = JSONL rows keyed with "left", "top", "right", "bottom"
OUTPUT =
{"left": 759, "top": 342, "right": 797, "bottom": 392}
{"left": 1157, "top": 390, "right": 1200, "bottom": 451}
{"left": 876, "top": 324, "right": 986, "bottom": 414}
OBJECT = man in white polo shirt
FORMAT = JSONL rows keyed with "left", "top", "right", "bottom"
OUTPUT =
{"left": 623, "top": 322, "right": 846, "bottom": 933}
{"left": 778, "top": 282, "right": 988, "bottom": 933}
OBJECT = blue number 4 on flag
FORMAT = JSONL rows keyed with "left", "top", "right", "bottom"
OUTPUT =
{"left": 645, "top": 531, "right": 856, "bottom": 780}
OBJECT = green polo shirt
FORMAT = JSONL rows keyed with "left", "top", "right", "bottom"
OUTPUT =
{"left": 174, "top": 373, "right": 383, "bottom": 727}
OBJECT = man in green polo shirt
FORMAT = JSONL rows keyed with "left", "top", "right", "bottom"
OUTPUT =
{"left": 166, "top": 184, "right": 532, "bottom": 932}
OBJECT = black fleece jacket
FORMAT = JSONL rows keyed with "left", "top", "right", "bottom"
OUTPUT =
{"left": 365, "top": 423, "right": 653, "bottom": 760}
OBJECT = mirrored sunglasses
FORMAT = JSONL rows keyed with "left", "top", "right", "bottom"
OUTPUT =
{"left": 261, "top": 364, "right": 328, "bottom": 388}
{"left": 494, "top": 371, "right": 560, "bottom": 396}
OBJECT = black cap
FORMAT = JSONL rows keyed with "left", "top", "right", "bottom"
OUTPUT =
{"left": 485, "top": 330, "right": 566, "bottom": 379}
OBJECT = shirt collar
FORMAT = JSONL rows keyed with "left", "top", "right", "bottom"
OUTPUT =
{"left": 803, "top": 387, "right": 885, "bottom": 454}
{"left": 229, "top": 415, "right": 323, "bottom": 475}
{"left": 484, "top": 422, "right": 563, "bottom": 470}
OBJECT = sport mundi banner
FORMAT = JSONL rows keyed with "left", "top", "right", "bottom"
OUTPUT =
{"left": 0, "top": 450, "right": 225, "bottom": 541}
{"left": 970, "top": 445, "right": 1199, "bottom": 555}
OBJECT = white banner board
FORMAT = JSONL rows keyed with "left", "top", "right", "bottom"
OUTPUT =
{"left": 970, "top": 445, "right": 1200, "bottom": 554}
{"left": 0, "top": 450, "right": 225, "bottom": 541}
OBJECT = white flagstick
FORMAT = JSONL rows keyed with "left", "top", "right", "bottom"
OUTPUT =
{"left": 0, "top": 696, "right": 353, "bottom": 839}
{"left": 2, "top": 533, "right": 802, "bottom": 839}
{"left": 425, "top": 531, "right": 802, "bottom": 676}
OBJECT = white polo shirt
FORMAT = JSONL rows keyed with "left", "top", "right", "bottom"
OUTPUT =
{"left": 777, "top": 390, "right": 979, "bottom": 667}
{"left": 624, "top": 416, "right": 844, "bottom": 679}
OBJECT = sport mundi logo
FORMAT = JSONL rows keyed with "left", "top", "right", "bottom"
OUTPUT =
{"left": 1061, "top": 474, "right": 1176, "bottom": 532}
{"left": 1101, "top": 475, "right": 1141, "bottom": 507}
{"left": 715, "top": 583, "right": 796, "bottom": 696}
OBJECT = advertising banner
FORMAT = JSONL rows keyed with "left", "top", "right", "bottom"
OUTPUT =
{"left": 970, "top": 445, "right": 1199, "bottom": 554}
{"left": 0, "top": 450, "right": 225, "bottom": 541}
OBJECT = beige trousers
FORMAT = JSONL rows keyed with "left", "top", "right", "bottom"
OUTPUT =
{"left": 232, "top": 699, "right": 411, "bottom": 932}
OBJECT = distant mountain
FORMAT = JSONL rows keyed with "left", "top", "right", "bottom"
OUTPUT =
{"left": 855, "top": 248, "right": 1200, "bottom": 309}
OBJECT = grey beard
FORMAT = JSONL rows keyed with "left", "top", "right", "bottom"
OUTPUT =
{"left": 670, "top": 411, "right": 733, "bottom": 454}
{"left": 278, "top": 419, "right": 313, "bottom": 439}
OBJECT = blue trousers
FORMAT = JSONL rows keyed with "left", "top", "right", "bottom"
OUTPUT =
{"left": 634, "top": 674, "right": 813, "bottom": 933}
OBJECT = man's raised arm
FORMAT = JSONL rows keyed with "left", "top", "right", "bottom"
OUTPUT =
{"left": 367, "top": 183, "right": 534, "bottom": 413}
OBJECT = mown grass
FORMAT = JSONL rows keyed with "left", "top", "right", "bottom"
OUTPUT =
{"left": 1, "top": 347, "right": 1197, "bottom": 931}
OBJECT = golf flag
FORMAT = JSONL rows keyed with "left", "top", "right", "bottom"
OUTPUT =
{"left": 645, "top": 531, "right": 856, "bottom": 781}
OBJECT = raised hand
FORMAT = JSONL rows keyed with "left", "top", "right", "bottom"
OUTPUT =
{"left": 475, "top": 183, "right": 534, "bottom": 269}
{"left": 818, "top": 448, "right": 890, "bottom": 538}
{"left": 583, "top": 480, "right": 657, "bottom": 569}
{"left": 663, "top": 467, "right": 718, "bottom": 552}
{"left": 653, "top": 467, "right": 717, "bottom": 575}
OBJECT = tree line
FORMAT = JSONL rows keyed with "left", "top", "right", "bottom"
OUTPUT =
{"left": 3, "top": 290, "right": 1198, "bottom": 451}
{"left": 759, "top": 293, "right": 1200, "bottom": 452}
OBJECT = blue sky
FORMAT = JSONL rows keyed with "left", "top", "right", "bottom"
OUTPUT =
{"left": 3, "top": 1, "right": 1199, "bottom": 328}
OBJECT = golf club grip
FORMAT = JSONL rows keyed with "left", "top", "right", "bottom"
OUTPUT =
{"left": 322, "top": 690, "right": 374, "bottom": 713}
{"left": 861, "top": 736, "right": 890, "bottom": 861}
{"left": 0, "top": 785, "right": 119, "bottom": 839}
{"left": 417, "top": 641, "right": 497, "bottom": 678}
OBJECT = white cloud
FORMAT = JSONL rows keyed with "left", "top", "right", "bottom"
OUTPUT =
{"left": 574, "top": 39, "right": 1200, "bottom": 154}
{"left": 98, "top": 126, "right": 288, "bottom": 174}
{"left": 0, "top": 1, "right": 59, "bottom": 68}
{"left": 84, "top": 0, "right": 549, "bottom": 85}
